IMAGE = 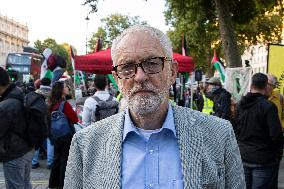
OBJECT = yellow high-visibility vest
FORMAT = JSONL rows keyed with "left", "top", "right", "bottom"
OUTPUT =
{"left": 202, "top": 95, "right": 214, "bottom": 115}
{"left": 269, "top": 90, "right": 284, "bottom": 129}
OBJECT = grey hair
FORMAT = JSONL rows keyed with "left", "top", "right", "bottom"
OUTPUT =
{"left": 111, "top": 25, "right": 173, "bottom": 65}
{"left": 267, "top": 73, "right": 278, "bottom": 85}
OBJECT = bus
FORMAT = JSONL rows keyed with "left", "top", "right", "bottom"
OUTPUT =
{"left": 5, "top": 52, "right": 44, "bottom": 82}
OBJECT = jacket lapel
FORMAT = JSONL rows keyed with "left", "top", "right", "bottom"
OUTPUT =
{"left": 173, "top": 106, "right": 203, "bottom": 189}
{"left": 101, "top": 112, "right": 125, "bottom": 189}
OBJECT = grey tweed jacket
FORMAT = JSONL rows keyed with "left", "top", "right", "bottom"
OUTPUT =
{"left": 64, "top": 106, "right": 245, "bottom": 189}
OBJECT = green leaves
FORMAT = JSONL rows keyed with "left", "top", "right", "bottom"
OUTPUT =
{"left": 88, "top": 13, "right": 147, "bottom": 51}
{"left": 165, "top": 0, "right": 283, "bottom": 70}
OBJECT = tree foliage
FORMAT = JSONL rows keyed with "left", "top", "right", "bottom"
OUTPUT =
{"left": 82, "top": 0, "right": 100, "bottom": 13}
{"left": 88, "top": 13, "right": 147, "bottom": 51}
{"left": 34, "top": 38, "right": 76, "bottom": 75}
{"left": 165, "top": 0, "right": 283, "bottom": 70}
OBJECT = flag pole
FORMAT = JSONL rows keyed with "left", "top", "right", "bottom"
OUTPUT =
{"left": 69, "top": 46, "right": 76, "bottom": 91}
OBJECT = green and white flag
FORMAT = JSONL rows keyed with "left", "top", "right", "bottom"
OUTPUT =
{"left": 224, "top": 67, "right": 252, "bottom": 101}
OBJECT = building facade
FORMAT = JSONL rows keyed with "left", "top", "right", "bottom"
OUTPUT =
{"left": 241, "top": 44, "right": 268, "bottom": 74}
{"left": 0, "top": 14, "right": 29, "bottom": 67}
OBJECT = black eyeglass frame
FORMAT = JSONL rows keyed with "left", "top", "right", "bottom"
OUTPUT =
{"left": 113, "top": 57, "right": 172, "bottom": 79}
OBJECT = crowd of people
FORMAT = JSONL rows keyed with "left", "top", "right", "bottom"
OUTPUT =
{"left": 0, "top": 25, "right": 283, "bottom": 189}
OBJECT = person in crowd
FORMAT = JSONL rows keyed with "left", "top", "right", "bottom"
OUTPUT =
{"left": 34, "top": 78, "right": 41, "bottom": 90}
{"left": 82, "top": 74, "right": 117, "bottom": 126}
{"left": 205, "top": 76, "right": 231, "bottom": 120}
{"left": 0, "top": 67, "right": 34, "bottom": 188}
{"left": 48, "top": 81, "right": 78, "bottom": 189}
{"left": 234, "top": 73, "right": 283, "bottom": 189}
{"left": 266, "top": 73, "right": 284, "bottom": 189}
{"left": 47, "top": 54, "right": 66, "bottom": 85}
{"left": 200, "top": 82, "right": 214, "bottom": 115}
{"left": 267, "top": 74, "right": 284, "bottom": 129}
{"left": 64, "top": 25, "right": 245, "bottom": 188}
{"left": 32, "top": 77, "right": 54, "bottom": 169}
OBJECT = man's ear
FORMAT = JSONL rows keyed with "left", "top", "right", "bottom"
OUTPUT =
{"left": 112, "top": 71, "right": 118, "bottom": 83}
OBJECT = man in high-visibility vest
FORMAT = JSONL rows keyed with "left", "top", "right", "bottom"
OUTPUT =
{"left": 200, "top": 83, "right": 214, "bottom": 114}
{"left": 202, "top": 94, "right": 214, "bottom": 114}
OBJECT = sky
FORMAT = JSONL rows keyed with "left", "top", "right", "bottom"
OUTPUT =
{"left": 0, "top": 0, "right": 170, "bottom": 55}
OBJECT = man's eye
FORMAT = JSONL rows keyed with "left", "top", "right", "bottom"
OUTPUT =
{"left": 147, "top": 61, "right": 159, "bottom": 66}
{"left": 145, "top": 59, "right": 161, "bottom": 66}
{"left": 119, "top": 64, "right": 135, "bottom": 71}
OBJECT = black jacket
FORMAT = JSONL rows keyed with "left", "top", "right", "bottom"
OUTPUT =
{"left": 0, "top": 84, "right": 32, "bottom": 162}
{"left": 209, "top": 88, "right": 231, "bottom": 120}
{"left": 234, "top": 92, "right": 283, "bottom": 164}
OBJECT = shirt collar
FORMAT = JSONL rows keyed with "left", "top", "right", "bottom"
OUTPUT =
{"left": 94, "top": 90, "right": 110, "bottom": 96}
{"left": 122, "top": 103, "right": 176, "bottom": 141}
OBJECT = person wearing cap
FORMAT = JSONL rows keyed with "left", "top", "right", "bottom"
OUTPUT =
{"left": 266, "top": 73, "right": 284, "bottom": 189}
{"left": 206, "top": 76, "right": 231, "bottom": 120}
{"left": 64, "top": 25, "right": 245, "bottom": 189}
{"left": 266, "top": 74, "right": 284, "bottom": 130}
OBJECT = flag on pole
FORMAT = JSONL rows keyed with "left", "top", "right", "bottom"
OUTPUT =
{"left": 181, "top": 33, "right": 188, "bottom": 56}
{"left": 40, "top": 48, "right": 53, "bottom": 79}
{"left": 211, "top": 50, "right": 226, "bottom": 83}
{"left": 69, "top": 46, "right": 77, "bottom": 90}
{"left": 95, "top": 37, "right": 102, "bottom": 52}
{"left": 70, "top": 46, "right": 75, "bottom": 71}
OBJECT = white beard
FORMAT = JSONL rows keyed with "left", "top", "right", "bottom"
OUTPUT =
{"left": 126, "top": 82, "right": 168, "bottom": 116}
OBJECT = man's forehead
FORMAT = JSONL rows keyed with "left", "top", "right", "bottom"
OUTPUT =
{"left": 114, "top": 31, "right": 165, "bottom": 60}
{"left": 118, "top": 31, "right": 161, "bottom": 48}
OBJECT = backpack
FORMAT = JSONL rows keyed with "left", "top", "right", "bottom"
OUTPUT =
{"left": 50, "top": 101, "right": 73, "bottom": 139}
{"left": 91, "top": 95, "right": 119, "bottom": 122}
{"left": 10, "top": 91, "right": 49, "bottom": 147}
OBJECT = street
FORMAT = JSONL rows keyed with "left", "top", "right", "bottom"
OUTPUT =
{"left": 1, "top": 159, "right": 284, "bottom": 188}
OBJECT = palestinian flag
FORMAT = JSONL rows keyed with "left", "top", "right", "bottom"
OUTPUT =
{"left": 40, "top": 48, "right": 53, "bottom": 79}
{"left": 69, "top": 46, "right": 80, "bottom": 85}
{"left": 211, "top": 50, "right": 226, "bottom": 83}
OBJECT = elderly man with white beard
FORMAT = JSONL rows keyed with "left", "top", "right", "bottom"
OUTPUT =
{"left": 64, "top": 25, "right": 245, "bottom": 189}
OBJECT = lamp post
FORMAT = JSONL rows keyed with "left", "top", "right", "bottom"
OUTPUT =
{"left": 85, "top": 14, "right": 90, "bottom": 54}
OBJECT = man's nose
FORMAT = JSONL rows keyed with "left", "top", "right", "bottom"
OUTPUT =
{"left": 134, "top": 67, "right": 148, "bottom": 83}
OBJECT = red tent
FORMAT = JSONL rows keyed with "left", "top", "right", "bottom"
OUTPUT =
{"left": 75, "top": 48, "right": 194, "bottom": 74}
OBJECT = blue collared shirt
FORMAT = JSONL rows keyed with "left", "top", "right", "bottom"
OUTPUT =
{"left": 122, "top": 104, "right": 184, "bottom": 189}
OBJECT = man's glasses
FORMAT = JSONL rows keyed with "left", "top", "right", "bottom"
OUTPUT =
{"left": 113, "top": 57, "right": 172, "bottom": 79}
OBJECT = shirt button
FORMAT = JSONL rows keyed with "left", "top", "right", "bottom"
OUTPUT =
{"left": 149, "top": 183, "right": 154, "bottom": 188}
{"left": 149, "top": 149, "right": 154, "bottom": 154}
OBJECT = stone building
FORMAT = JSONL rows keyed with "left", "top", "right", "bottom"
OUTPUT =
{"left": 241, "top": 44, "right": 268, "bottom": 74}
{"left": 0, "top": 14, "right": 29, "bottom": 67}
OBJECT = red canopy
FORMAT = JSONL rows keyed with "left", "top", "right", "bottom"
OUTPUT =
{"left": 173, "top": 52, "right": 195, "bottom": 73}
{"left": 75, "top": 48, "right": 194, "bottom": 74}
